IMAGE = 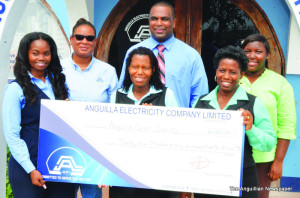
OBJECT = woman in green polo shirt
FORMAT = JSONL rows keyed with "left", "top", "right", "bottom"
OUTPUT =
{"left": 240, "top": 34, "right": 296, "bottom": 198}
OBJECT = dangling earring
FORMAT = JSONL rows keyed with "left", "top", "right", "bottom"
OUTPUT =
{"left": 214, "top": 76, "right": 217, "bottom": 82}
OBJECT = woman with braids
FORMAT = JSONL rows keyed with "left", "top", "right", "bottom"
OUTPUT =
{"left": 110, "top": 46, "right": 177, "bottom": 107}
{"left": 2, "top": 32, "right": 75, "bottom": 197}
{"left": 61, "top": 18, "right": 118, "bottom": 198}
{"left": 108, "top": 47, "right": 178, "bottom": 198}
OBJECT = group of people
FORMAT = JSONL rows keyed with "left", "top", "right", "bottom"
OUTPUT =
{"left": 2, "top": 1, "right": 296, "bottom": 198}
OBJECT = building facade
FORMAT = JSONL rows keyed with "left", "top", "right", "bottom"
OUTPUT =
{"left": 0, "top": 0, "right": 299, "bottom": 196}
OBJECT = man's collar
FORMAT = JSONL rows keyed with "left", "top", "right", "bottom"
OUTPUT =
{"left": 149, "top": 35, "right": 175, "bottom": 51}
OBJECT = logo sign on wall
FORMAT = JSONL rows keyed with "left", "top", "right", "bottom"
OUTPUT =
{"left": 108, "top": 1, "right": 163, "bottom": 77}
{"left": 124, "top": 14, "right": 150, "bottom": 42}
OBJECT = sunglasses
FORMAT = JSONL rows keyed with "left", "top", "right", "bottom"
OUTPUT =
{"left": 74, "top": 34, "right": 96, "bottom": 42}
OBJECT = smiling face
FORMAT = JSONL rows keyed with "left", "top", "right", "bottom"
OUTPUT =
{"left": 149, "top": 5, "right": 175, "bottom": 43}
{"left": 216, "top": 58, "right": 243, "bottom": 94}
{"left": 70, "top": 24, "right": 96, "bottom": 58}
{"left": 129, "top": 54, "right": 153, "bottom": 91}
{"left": 243, "top": 41, "right": 268, "bottom": 73}
{"left": 28, "top": 39, "right": 51, "bottom": 76}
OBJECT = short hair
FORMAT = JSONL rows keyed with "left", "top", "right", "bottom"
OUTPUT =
{"left": 122, "top": 47, "right": 164, "bottom": 91}
{"left": 72, "top": 18, "right": 96, "bottom": 36}
{"left": 150, "top": 1, "right": 175, "bottom": 19}
{"left": 14, "top": 32, "right": 68, "bottom": 103}
{"left": 213, "top": 45, "right": 249, "bottom": 72}
{"left": 240, "top": 34, "right": 270, "bottom": 54}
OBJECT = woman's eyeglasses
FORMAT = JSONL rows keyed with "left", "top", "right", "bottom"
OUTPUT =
{"left": 74, "top": 34, "right": 95, "bottom": 42}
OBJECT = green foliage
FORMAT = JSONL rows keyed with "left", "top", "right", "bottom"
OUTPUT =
{"left": 6, "top": 147, "right": 13, "bottom": 198}
{"left": 203, "top": 0, "right": 247, "bottom": 32}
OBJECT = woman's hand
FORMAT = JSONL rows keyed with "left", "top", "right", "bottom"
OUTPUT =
{"left": 142, "top": 103, "right": 153, "bottom": 106}
{"left": 180, "top": 192, "right": 192, "bottom": 198}
{"left": 268, "top": 160, "right": 283, "bottom": 181}
{"left": 98, "top": 184, "right": 109, "bottom": 188}
{"left": 30, "top": 169, "right": 46, "bottom": 188}
{"left": 240, "top": 109, "right": 253, "bottom": 131}
{"left": 268, "top": 139, "right": 290, "bottom": 181}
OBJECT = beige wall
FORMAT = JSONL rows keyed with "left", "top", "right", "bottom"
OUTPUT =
{"left": 65, "top": 0, "right": 93, "bottom": 35}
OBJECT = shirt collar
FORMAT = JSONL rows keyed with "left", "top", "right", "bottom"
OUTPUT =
{"left": 118, "top": 84, "right": 162, "bottom": 102}
{"left": 261, "top": 68, "right": 268, "bottom": 77}
{"left": 148, "top": 35, "right": 175, "bottom": 51}
{"left": 71, "top": 53, "right": 95, "bottom": 71}
{"left": 201, "top": 85, "right": 249, "bottom": 109}
{"left": 240, "top": 68, "right": 268, "bottom": 85}
{"left": 28, "top": 71, "right": 49, "bottom": 81}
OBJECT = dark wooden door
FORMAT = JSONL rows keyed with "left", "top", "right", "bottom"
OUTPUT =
{"left": 95, "top": 0, "right": 284, "bottom": 78}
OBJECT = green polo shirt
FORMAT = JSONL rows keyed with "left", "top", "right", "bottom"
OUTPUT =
{"left": 240, "top": 69, "right": 296, "bottom": 163}
{"left": 193, "top": 86, "right": 276, "bottom": 153}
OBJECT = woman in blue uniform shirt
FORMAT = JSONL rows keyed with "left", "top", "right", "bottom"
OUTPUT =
{"left": 61, "top": 18, "right": 118, "bottom": 103}
{"left": 2, "top": 32, "right": 74, "bottom": 198}
{"left": 61, "top": 18, "right": 118, "bottom": 198}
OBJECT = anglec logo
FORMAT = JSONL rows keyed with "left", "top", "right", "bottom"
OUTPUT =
{"left": 46, "top": 147, "right": 87, "bottom": 176}
{"left": 125, "top": 14, "right": 151, "bottom": 42}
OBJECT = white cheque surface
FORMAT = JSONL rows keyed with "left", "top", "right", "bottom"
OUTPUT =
{"left": 40, "top": 100, "right": 244, "bottom": 196}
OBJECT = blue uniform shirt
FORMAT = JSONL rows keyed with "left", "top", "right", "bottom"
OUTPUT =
{"left": 118, "top": 35, "right": 208, "bottom": 108}
{"left": 2, "top": 73, "right": 55, "bottom": 173}
{"left": 61, "top": 56, "right": 118, "bottom": 102}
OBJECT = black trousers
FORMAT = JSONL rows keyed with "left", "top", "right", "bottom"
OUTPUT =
{"left": 9, "top": 157, "right": 75, "bottom": 198}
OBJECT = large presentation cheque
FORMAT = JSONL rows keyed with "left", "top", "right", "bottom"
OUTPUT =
{"left": 38, "top": 100, "right": 245, "bottom": 197}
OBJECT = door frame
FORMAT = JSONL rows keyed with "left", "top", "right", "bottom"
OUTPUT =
{"left": 95, "top": 0, "right": 284, "bottom": 75}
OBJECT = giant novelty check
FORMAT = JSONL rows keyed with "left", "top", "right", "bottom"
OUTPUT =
{"left": 38, "top": 100, "right": 245, "bottom": 197}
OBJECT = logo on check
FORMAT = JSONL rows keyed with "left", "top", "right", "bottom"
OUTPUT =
{"left": 46, "top": 147, "right": 86, "bottom": 176}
